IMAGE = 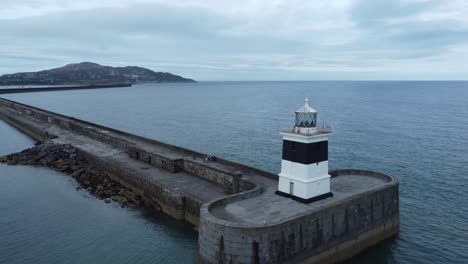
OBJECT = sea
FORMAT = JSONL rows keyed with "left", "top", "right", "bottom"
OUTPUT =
{"left": 1, "top": 81, "right": 468, "bottom": 264}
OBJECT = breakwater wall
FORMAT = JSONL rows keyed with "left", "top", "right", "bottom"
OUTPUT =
{"left": 0, "top": 97, "right": 400, "bottom": 263}
{"left": 0, "top": 83, "right": 132, "bottom": 94}
{"left": 0, "top": 106, "right": 205, "bottom": 224}
{"left": 80, "top": 149, "right": 205, "bottom": 224}
{"left": 0, "top": 97, "right": 267, "bottom": 224}
{"left": 0, "top": 98, "right": 275, "bottom": 179}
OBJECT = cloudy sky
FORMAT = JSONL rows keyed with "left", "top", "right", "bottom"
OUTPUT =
{"left": 1, "top": 0, "right": 468, "bottom": 80}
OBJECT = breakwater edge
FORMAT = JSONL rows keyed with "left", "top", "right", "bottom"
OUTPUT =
{"left": 0, "top": 83, "right": 132, "bottom": 94}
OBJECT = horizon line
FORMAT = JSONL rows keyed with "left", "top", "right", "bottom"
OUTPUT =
{"left": 193, "top": 79, "right": 468, "bottom": 82}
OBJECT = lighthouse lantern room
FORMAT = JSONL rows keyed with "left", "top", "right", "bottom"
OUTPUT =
{"left": 276, "top": 98, "right": 333, "bottom": 203}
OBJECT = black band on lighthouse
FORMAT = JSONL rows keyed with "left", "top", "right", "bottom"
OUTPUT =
{"left": 282, "top": 140, "right": 328, "bottom": 164}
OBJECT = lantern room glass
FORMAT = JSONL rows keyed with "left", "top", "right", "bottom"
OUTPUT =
{"left": 295, "top": 112, "right": 317, "bottom": 127}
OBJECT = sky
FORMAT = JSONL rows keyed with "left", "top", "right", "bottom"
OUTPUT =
{"left": 1, "top": 0, "right": 468, "bottom": 81}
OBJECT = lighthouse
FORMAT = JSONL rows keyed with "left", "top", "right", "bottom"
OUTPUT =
{"left": 276, "top": 98, "right": 333, "bottom": 203}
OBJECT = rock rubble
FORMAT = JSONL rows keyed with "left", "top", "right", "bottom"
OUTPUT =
{"left": 1, "top": 142, "right": 141, "bottom": 207}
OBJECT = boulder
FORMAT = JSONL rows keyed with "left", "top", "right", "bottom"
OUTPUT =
{"left": 70, "top": 165, "right": 80, "bottom": 171}
{"left": 71, "top": 169, "right": 86, "bottom": 178}
{"left": 111, "top": 195, "right": 128, "bottom": 205}
{"left": 95, "top": 185, "right": 105, "bottom": 197}
{"left": 7, "top": 159, "right": 17, "bottom": 165}
{"left": 105, "top": 190, "right": 115, "bottom": 197}
{"left": 59, "top": 165, "right": 70, "bottom": 172}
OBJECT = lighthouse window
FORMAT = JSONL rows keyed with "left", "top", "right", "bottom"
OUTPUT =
{"left": 295, "top": 112, "right": 317, "bottom": 127}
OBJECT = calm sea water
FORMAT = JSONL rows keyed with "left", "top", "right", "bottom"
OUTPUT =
{"left": 2, "top": 81, "right": 468, "bottom": 263}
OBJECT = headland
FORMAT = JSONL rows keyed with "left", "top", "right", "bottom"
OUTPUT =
{"left": 0, "top": 62, "right": 195, "bottom": 85}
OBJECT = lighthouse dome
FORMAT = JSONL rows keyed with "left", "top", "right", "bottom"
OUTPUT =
{"left": 295, "top": 98, "right": 317, "bottom": 114}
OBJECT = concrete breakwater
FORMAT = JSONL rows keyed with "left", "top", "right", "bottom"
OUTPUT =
{"left": 0, "top": 97, "right": 399, "bottom": 264}
{"left": 0, "top": 97, "right": 267, "bottom": 226}
{"left": 0, "top": 83, "right": 132, "bottom": 94}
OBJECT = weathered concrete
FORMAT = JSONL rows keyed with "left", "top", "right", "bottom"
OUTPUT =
{"left": 0, "top": 97, "right": 399, "bottom": 264}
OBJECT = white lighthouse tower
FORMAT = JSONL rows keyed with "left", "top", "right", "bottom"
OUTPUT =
{"left": 276, "top": 98, "right": 333, "bottom": 203}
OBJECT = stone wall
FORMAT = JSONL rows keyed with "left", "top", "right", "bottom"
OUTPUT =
{"left": 128, "top": 146, "right": 184, "bottom": 173}
{"left": 68, "top": 122, "right": 131, "bottom": 150}
{"left": 183, "top": 160, "right": 236, "bottom": 192}
{"left": 0, "top": 109, "right": 47, "bottom": 142}
{"left": 198, "top": 170, "right": 399, "bottom": 264}
{"left": 79, "top": 149, "right": 204, "bottom": 226}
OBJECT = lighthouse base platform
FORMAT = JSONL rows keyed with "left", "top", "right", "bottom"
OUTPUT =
{"left": 200, "top": 170, "right": 399, "bottom": 264}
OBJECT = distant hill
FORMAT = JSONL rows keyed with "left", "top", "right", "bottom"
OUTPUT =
{"left": 0, "top": 62, "right": 195, "bottom": 85}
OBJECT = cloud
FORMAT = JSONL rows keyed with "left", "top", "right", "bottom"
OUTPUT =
{"left": 0, "top": 0, "right": 468, "bottom": 80}
{"left": 350, "top": 0, "right": 468, "bottom": 49}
